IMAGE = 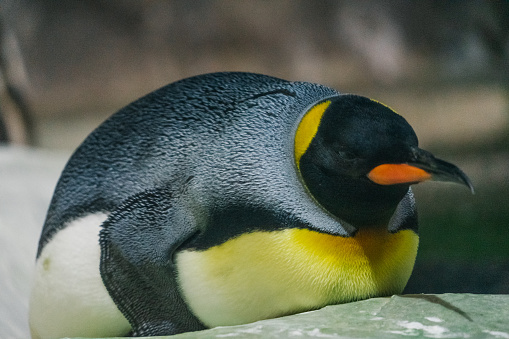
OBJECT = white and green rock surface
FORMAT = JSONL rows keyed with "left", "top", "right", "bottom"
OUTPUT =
{"left": 165, "top": 294, "right": 509, "bottom": 338}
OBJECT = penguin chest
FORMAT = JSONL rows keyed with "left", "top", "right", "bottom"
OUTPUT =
{"left": 175, "top": 228, "right": 418, "bottom": 328}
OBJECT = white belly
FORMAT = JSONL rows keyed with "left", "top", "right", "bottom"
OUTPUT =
{"left": 29, "top": 213, "right": 131, "bottom": 339}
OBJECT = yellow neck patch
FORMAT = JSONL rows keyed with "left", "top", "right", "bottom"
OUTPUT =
{"left": 294, "top": 100, "right": 331, "bottom": 169}
{"left": 176, "top": 227, "right": 418, "bottom": 328}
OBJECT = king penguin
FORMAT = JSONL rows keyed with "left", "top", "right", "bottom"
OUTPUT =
{"left": 29, "top": 72, "right": 473, "bottom": 338}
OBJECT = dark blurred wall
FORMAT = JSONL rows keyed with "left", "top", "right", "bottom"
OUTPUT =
{"left": 2, "top": 0, "right": 507, "bottom": 116}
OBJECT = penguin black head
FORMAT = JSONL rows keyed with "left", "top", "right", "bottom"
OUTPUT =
{"left": 296, "top": 95, "right": 473, "bottom": 228}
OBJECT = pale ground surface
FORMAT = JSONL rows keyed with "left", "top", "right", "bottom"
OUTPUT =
{"left": 0, "top": 147, "right": 68, "bottom": 338}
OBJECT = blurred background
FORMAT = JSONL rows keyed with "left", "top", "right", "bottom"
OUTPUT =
{"left": 0, "top": 0, "right": 508, "bottom": 336}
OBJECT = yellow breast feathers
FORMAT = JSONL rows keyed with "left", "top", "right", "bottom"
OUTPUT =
{"left": 176, "top": 227, "right": 418, "bottom": 327}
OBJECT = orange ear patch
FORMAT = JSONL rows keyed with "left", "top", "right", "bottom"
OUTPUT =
{"left": 368, "top": 164, "right": 432, "bottom": 185}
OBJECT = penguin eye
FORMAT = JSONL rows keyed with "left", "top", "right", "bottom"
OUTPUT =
{"left": 331, "top": 143, "right": 359, "bottom": 161}
{"left": 338, "top": 151, "right": 357, "bottom": 160}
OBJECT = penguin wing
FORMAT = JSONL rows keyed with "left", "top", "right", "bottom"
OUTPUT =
{"left": 99, "top": 181, "right": 205, "bottom": 336}
{"left": 388, "top": 188, "right": 419, "bottom": 234}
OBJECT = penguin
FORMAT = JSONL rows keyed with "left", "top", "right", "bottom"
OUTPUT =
{"left": 29, "top": 72, "right": 473, "bottom": 338}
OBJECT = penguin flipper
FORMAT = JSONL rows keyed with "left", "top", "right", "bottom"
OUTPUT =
{"left": 387, "top": 188, "right": 419, "bottom": 234}
{"left": 99, "top": 183, "right": 205, "bottom": 336}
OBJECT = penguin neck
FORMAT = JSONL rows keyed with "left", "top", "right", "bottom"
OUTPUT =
{"left": 299, "top": 162, "right": 409, "bottom": 228}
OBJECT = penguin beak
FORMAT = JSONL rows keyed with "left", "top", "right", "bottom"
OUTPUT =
{"left": 367, "top": 147, "right": 474, "bottom": 193}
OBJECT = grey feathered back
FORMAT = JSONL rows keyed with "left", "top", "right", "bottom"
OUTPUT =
{"left": 37, "top": 72, "right": 345, "bottom": 256}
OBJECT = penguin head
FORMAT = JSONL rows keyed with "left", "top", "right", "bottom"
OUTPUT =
{"left": 295, "top": 95, "right": 473, "bottom": 227}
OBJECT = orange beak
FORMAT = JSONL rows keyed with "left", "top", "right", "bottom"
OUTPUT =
{"left": 368, "top": 164, "right": 432, "bottom": 185}
{"left": 367, "top": 147, "right": 474, "bottom": 193}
